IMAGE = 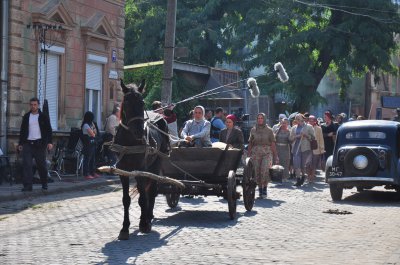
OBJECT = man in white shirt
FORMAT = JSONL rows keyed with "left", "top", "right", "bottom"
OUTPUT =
{"left": 18, "top": 98, "right": 53, "bottom": 191}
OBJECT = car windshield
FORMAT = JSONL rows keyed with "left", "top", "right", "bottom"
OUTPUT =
{"left": 345, "top": 131, "right": 386, "bottom": 139}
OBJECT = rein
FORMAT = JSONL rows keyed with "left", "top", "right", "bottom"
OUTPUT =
{"left": 119, "top": 116, "right": 144, "bottom": 131}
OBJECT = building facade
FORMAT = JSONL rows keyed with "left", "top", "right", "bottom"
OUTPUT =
{"left": 0, "top": 0, "right": 125, "bottom": 155}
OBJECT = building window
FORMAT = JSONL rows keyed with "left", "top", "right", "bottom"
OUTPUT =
{"left": 85, "top": 62, "right": 103, "bottom": 128}
{"left": 37, "top": 48, "right": 63, "bottom": 130}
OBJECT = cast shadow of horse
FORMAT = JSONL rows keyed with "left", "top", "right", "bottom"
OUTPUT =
{"left": 100, "top": 227, "right": 179, "bottom": 265}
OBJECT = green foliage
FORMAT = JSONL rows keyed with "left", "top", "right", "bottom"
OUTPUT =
{"left": 124, "top": 66, "right": 163, "bottom": 109}
{"left": 125, "top": 0, "right": 400, "bottom": 112}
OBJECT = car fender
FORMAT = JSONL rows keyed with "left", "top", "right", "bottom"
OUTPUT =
{"left": 326, "top": 155, "right": 333, "bottom": 169}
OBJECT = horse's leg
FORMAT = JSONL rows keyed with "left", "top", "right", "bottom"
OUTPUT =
{"left": 118, "top": 176, "right": 131, "bottom": 240}
{"left": 137, "top": 177, "right": 157, "bottom": 233}
{"left": 147, "top": 179, "right": 157, "bottom": 223}
{"left": 137, "top": 177, "right": 149, "bottom": 233}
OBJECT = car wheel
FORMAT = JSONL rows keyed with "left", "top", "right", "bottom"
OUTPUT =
{"left": 343, "top": 147, "right": 379, "bottom": 176}
{"left": 330, "top": 184, "right": 343, "bottom": 201}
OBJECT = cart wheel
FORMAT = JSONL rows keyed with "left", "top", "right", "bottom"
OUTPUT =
{"left": 227, "top": 170, "right": 237, "bottom": 220}
{"left": 166, "top": 193, "right": 180, "bottom": 208}
{"left": 243, "top": 157, "right": 256, "bottom": 211}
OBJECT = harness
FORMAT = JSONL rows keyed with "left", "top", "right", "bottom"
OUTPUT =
{"left": 106, "top": 107, "right": 202, "bottom": 182}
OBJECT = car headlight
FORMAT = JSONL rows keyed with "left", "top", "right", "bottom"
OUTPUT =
{"left": 353, "top": 155, "right": 368, "bottom": 170}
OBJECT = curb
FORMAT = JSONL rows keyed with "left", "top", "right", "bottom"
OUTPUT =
{"left": 0, "top": 178, "right": 121, "bottom": 203}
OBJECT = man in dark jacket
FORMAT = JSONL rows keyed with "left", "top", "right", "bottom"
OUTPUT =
{"left": 18, "top": 97, "right": 53, "bottom": 191}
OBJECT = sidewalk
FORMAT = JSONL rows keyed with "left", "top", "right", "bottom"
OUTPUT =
{"left": 0, "top": 174, "right": 121, "bottom": 203}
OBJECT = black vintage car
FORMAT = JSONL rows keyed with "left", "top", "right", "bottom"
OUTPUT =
{"left": 325, "top": 120, "right": 400, "bottom": 201}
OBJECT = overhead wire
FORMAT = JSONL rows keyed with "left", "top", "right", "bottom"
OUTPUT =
{"left": 293, "top": 0, "right": 400, "bottom": 25}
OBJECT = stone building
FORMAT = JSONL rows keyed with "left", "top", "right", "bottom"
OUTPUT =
{"left": 0, "top": 0, "right": 125, "bottom": 155}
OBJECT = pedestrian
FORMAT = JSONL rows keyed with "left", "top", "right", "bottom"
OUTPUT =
{"left": 219, "top": 114, "right": 244, "bottom": 150}
{"left": 81, "top": 111, "right": 99, "bottom": 180}
{"left": 289, "top": 113, "right": 315, "bottom": 187}
{"left": 210, "top": 107, "right": 226, "bottom": 143}
{"left": 272, "top": 113, "right": 289, "bottom": 132}
{"left": 104, "top": 104, "right": 120, "bottom": 138}
{"left": 205, "top": 109, "right": 213, "bottom": 121}
{"left": 273, "top": 117, "right": 291, "bottom": 181}
{"left": 18, "top": 97, "right": 53, "bottom": 191}
{"left": 103, "top": 104, "right": 120, "bottom": 165}
{"left": 248, "top": 113, "right": 278, "bottom": 198}
{"left": 307, "top": 115, "right": 325, "bottom": 183}
{"left": 152, "top": 101, "right": 179, "bottom": 146}
{"left": 321, "top": 110, "right": 338, "bottom": 167}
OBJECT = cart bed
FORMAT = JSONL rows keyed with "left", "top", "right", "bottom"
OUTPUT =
{"left": 161, "top": 147, "right": 242, "bottom": 182}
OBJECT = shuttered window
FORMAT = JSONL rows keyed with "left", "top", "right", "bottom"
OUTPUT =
{"left": 37, "top": 53, "right": 59, "bottom": 130}
{"left": 85, "top": 62, "right": 103, "bottom": 127}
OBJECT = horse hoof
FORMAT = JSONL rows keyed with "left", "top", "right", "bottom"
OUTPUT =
{"left": 139, "top": 221, "right": 152, "bottom": 234}
{"left": 118, "top": 231, "right": 129, "bottom": 240}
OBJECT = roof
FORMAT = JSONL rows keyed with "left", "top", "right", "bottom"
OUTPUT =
{"left": 339, "top": 120, "right": 400, "bottom": 131}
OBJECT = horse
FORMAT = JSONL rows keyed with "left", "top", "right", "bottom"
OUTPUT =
{"left": 114, "top": 79, "right": 170, "bottom": 240}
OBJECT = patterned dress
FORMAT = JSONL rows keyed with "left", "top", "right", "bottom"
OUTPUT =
{"left": 275, "top": 128, "right": 291, "bottom": 179}
{"left": 248, "top": 125, "right": 276, "bottom": 186}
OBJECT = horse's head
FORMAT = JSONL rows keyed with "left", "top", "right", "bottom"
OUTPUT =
{"left": 119, "top": 79, "right": 146, "bottom": 140}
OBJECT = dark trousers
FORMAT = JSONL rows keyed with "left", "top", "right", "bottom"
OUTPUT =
{"left": 104, "top": 147, "right": 117, "bottom": 166}
{"left": 83, "top": 143, "right": 96, "bottom": 176}
{"left": 22, "top": 142, "right": 48, "bottom": 186}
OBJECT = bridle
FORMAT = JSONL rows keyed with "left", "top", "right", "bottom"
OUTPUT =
{"left": 108, "top": 95, "right": 156, "bottom": 168}
{"left": 119, "top": 116, "right": 145, "bottom": 132}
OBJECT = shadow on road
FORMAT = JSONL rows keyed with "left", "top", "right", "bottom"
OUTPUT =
{"left": 336, "top": 189, "right": 400, "bottom": 206}
{"left": 155, "top": 210, "right": 239, "bottom": 228}
{"left": 100, "top": 227, "right": 180, "bottom": 265}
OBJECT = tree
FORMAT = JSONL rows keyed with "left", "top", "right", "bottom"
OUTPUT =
{"left": 125, "top": 0, "right": 400, "bottom": 112}
{"left": 125, "top": 0, "right": 228, "bottom": 66}
{"left": 222, "top": 0, "right": 400, "bottom": 111}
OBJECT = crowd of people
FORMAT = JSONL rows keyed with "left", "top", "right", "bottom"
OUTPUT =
{"left": 167, "top": 105, "right": 359, "bottom": 199}
{"left": 17, "top": 95, "right": 359, "bottom": 195}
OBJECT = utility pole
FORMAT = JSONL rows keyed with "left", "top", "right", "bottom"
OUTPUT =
{"left": 161, "top": 0, "right": 177, "bottom": 105}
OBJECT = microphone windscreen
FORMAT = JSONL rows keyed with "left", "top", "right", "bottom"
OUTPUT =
{"left": 247, "top": 77, "right": 260, "bottom": 98}
{"left": 274, "top": 62, "right": 289, "bottom": 83}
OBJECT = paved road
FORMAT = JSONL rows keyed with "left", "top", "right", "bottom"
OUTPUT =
{"left": 1, "top": 173, "right": 400, "bottom": 265}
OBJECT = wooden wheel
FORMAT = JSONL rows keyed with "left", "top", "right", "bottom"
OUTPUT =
{"left": 227, "top": 170, "right": 237, "bottom": 220}
{"left": 242, "top": 157, "right": 256, "bottom": 211}
{"left": 166, "top": 192, "right": 180, "bottom": 208}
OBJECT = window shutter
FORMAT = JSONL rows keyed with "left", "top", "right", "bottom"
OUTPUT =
{"left": 86, "top": 63, "right": 102, "bottom": 90}
{"left": 37, "top": 53, "right": 59, "bottom": 130}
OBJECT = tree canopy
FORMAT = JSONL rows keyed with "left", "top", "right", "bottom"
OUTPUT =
{"left": 124, "top": 0, "right": 400, "bottom": 111}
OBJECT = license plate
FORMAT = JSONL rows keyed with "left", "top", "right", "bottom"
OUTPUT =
{"left": 328, "top": 166, "right": 343, "bottom": 177}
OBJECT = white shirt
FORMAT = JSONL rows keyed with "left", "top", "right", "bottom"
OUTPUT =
{"left": 27, "top": 113, "right": 42, "bottom": 140}
{"left": 105, "top": 114, "right": 119, "bottom": 136}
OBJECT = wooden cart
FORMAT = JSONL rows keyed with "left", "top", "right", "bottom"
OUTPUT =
{"left": 158, "top": 147, "right": 256, "bottom": 219}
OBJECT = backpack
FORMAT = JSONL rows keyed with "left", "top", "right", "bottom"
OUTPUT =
{"left": 210, "top": 117, "right": 222, "bottom": 139}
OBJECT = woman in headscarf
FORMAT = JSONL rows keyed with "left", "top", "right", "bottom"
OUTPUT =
{"left": 273, "top": 117, "right": 291, "bottom": 181}
{"left": 307, "top": 115, "right": 325, "bottom": 183}
{"left": 180, "top": 105, "right": 212, "bottom": 147}
{"left": 248, "top": 113, "right": 278, "bottom": 198}
{"left": 219, "top": 114, "right": 244, "bottom": 150}
{"left": 289, "top": 113, "right": 315, "bottom": 186}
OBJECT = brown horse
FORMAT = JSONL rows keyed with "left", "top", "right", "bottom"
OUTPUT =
{"left": 114, "top": 79, "right": 169, "bottom": 240}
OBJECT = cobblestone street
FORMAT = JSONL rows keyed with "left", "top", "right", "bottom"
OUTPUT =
{"left": 1, "top": 174, "right": 400, "bottom": 264}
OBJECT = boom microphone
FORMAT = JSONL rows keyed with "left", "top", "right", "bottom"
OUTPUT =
{"left": 274, "top": 62, "right": 289, "bottom": 83}
{"left": 247, "top": 77, "right": 260, "bottom": 98}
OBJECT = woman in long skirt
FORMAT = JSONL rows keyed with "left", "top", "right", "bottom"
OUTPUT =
{"left": 248, "top": 113, "right": 278, "bottom": 198}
